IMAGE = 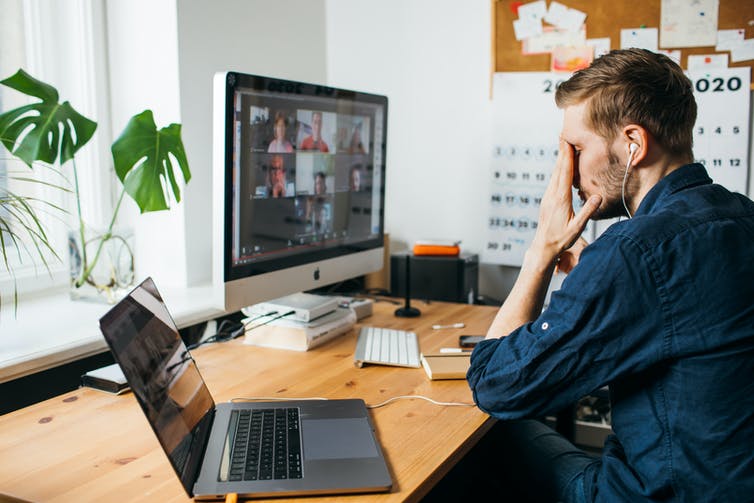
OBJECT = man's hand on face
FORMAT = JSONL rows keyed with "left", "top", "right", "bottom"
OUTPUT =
{"left": 531, "top": 139, "right": 601, "bottom": 265}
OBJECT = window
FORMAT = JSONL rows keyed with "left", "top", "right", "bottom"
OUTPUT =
{"left": 0, "top": 0, "right": 112, "bottom": 298}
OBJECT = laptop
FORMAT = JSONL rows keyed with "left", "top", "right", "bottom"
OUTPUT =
{"left": 99, "top": 277, "right": 392, "bottom": 500}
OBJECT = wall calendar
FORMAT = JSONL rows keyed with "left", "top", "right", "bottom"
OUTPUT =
{"left": 483, "top": 68, "right": 751, "bottom": 267}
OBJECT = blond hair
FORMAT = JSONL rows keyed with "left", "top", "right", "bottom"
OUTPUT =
{"left": 555, "top": 48, "right": 696, "bottom": 162}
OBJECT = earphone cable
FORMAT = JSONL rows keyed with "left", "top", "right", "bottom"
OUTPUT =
{"left": 622, "top": 150, "right": 634, "bottom": 219}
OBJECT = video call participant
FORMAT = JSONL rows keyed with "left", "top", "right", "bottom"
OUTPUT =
{"left": 265, "top": 154, "right": 290, "bottom": 198}
{"left": 299, "top": 111, "right": 329, "bottom": 152}
{"left": 349, "top": 164, "right": 362, "bottom": 192}
{"left": 466, "top": 49, "right": 754, "bottom": 501}
{"left": 268, "top": 112, "right": 294, "bottom": 153}
{"left": 348, "top": 122, "right": 366, "bottom": 154}
{"left": 313, "top": 171, "right": 327, "bottom": 195}
{"left": 307, "top": 171, "right": 330, "bottom": 234}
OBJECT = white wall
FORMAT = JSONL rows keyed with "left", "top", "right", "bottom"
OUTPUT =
{"left": 175, "top": 0, "right": 328, "bottom": 286}
{"left": 325, "top": 0, "right": 492, "bottom": 255}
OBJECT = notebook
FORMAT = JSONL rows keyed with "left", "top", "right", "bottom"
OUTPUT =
{"left": 99, "top": 277, "right": 391, "bottom": 500}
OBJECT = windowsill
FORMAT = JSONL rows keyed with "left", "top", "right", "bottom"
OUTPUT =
{"left": 0, "top": 283, "right": 225, "bottom": 384}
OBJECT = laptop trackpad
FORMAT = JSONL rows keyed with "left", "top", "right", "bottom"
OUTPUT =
{"left": 303, "top": 418, "right": 378, "bottom": 460}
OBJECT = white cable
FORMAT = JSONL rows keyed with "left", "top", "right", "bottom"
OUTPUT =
{"left": 366, "top": 395, "right": 475, "bottom": 409}
{"left": 621, "top": 149, "right": 635, "bottom": 219}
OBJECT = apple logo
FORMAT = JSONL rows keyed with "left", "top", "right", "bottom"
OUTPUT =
{"left": 313, "top": 268, "right": 320, "bottom": 281}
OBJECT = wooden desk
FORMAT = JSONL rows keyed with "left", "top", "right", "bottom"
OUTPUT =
{"left": 0, "top": 300, "right": 498, "bottom": 502}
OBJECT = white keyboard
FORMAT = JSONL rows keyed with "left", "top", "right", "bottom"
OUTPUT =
{"left": 353, "top": 326, "right": 421, "bottom": 368}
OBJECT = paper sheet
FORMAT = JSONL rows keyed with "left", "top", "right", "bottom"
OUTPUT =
{"left": 730, "top": 39, "right": 754, "bottom": 63}
{"left": 514, "top": 18, "right": 543, "bottom": 41}
{"left": 544, "top": 1, "right": 587, "bottom": 32}
{"left": 514, "top": 0, "right": 546, "bottom": 41}
{"left": 716, "top": 29, "right": 745, "bottom": 52}
{"left": 523, "top": 25, "right": 586, "bottom": 55}
{"left": 659, "top": 49, "right": 682, "bottom": 65}
{"left": 621, "top": 28, "right": 658, "bottom": 52}
{"left": 551, "top": 46, "right": 593, "bottom": 72}
{"left": 587, "top": 38, "right": 611, "bottom": 58}
{"left": 687, "top": 54, "right": 728, "bottom": 70}
{"left": 660, "top": 0, "right": 719, "bottom": 48}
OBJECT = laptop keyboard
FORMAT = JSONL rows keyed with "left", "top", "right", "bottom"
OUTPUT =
{"left": 354, "top": 326, "right": 421, "bottom": 368}
{"left": 226, "top": 408, "right": 302, "bottom": 481}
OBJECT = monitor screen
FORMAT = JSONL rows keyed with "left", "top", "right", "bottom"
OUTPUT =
{"left": 213, "top": 72, "right": 387, "bottom": 312}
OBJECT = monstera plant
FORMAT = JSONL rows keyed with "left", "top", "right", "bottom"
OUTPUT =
{"left": 0, "top": 69, "right": 191, "bottom": 305}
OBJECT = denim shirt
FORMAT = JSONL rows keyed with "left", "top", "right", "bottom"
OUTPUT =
{"left": 468, "top": 164, "right": 754, "bottom": 501}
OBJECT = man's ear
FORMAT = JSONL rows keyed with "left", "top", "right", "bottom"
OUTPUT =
{"left": 622, "top": 124, "right": 649, "bottom": 165}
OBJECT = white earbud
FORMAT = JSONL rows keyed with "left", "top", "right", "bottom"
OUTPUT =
{"left": 629, "top": 143, "right": 639, "bottom": 155}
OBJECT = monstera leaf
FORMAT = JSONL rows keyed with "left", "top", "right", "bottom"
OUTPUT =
{"left": 0, "top": 69, "right": 97, "bottom": 167}
{"left": 111, "top": 110, "right": 191, "bottom": 213}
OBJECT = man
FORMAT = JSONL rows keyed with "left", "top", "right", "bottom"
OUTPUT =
{"left": 467, "top": 49, "right": 754, "bottom": 501}
{"left": 314, "top": 171, "right": 327, "bottom": 195}
{"left": 349, "top": 164, "right": 362, "bottom": 192}
{"left": 300, "top": 111, "right": 329, "bottom": 152}
{"left": 266, "top": 154, "right": 288, "bottom": 197}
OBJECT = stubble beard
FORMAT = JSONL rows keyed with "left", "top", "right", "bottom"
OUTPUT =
{"left": 580, "top": 150, "right": 635, "bottom": 220}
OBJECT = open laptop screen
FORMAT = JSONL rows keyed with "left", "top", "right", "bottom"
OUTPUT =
{"left": 99, "top": 277, "right": 215, "bottom": 494}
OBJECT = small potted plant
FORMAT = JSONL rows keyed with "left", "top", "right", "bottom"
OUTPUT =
{"left": 0, "top": 69, "right": 191, "bottom": 305}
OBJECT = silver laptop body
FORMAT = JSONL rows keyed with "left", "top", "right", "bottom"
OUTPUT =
{"left": 99, "top": 277, "right": 391, "bottom": 500}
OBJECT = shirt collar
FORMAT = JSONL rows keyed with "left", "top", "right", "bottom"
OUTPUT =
{"left": 634, "top": 163, "right": 712, "bottom": 216}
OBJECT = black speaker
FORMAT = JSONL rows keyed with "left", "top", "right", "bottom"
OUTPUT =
{"left": 390, "top": 252, "right": 479, "bottom": 304}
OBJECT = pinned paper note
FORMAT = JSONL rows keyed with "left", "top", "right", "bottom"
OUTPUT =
{"left": 514, "top": 17, "right": 543, "bottom": 41}
{"left": 716, "top": 29, "right": 745, "bottom": 52}
{"left": 660, "top": 0, "right": 719, "bottom": 48}
{"left": 688, "top": 54, "right": 728, "bottom": 70}
{"left": 730, "top": 39, "right": 754, "bottom": 63}
{"left": 523, "top": 25, "right": 586, "bottom": 55}
{"left": 659, "top": 49, "right": 682, "bottom": 65}
{"left": 517, "top": 0, "right": 547, "bottom": 22}
{"left": 544, "top": 1, "right": 587, "bottom": 32}
{"left": 621, "top": 28, "right": 659, "bottom": 52}
{"left": 587, "top": 38, "right": 611, "bottom": 58}
{"left": 514, "top": 0, "right": 546, "bottom": 41}
{"left": 551, "top": 46, "right": 593, "bottom": 72}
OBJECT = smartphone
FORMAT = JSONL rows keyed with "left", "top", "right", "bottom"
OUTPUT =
{"left": 459, "top": 335, "right": 485, "bottom": 348}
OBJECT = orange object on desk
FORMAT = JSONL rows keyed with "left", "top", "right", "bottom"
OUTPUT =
{"left": 413, "top": 241, "right": 461, "bottom": 257}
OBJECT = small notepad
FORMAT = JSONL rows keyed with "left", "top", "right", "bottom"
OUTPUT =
{"left": 420, "top": 353, "right": 471, "bottom": 380}
{"left": 81, "top": 363, "right": 130, "bottom": 394}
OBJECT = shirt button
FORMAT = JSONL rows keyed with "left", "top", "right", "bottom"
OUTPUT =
{"left": 541, "top": 322, "right": 549, "bottom": 330}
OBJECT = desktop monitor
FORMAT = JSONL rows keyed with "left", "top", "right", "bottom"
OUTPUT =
{"left": 212, "top": 71, "right": 387, "bottom": 313}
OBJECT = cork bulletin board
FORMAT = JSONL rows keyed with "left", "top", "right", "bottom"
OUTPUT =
{"left": 493, "top": 0, "right": 754, "bottom": 83}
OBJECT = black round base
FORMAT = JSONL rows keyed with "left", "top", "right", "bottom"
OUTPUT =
{"left": 394, "top": 306, "right": 421, "bottom": 318}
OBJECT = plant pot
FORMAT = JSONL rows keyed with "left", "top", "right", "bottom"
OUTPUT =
{"left": 68, "top": 227, "right": 135, "bottom": 304}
